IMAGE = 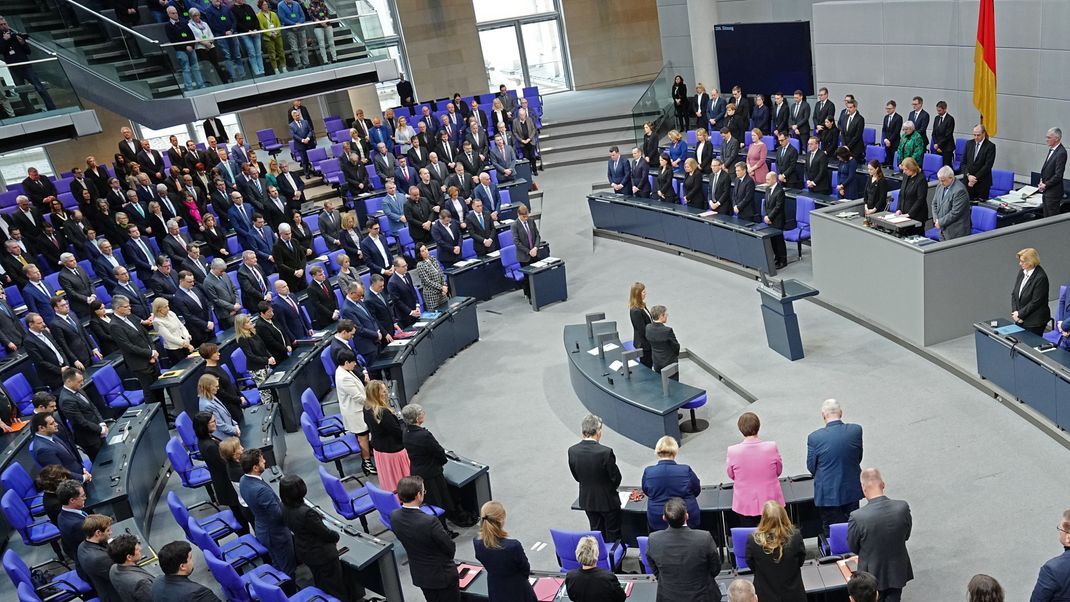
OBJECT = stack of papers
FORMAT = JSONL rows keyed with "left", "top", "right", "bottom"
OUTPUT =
{"left": 501, "top": 218, "right": 516, "bottom": 225}
{"left": 587, "top": 343, "right": 619, "bottom": 355}
{"left": 699, "top": 210, "right": 717, "bottom": 217}
{"left": 453, "top": 258, "right": 480, "bottom": 268}
{"left": 608, "top": 359, "right": 640, "bottom": 371}
{"left": 532, "top": 257, "right": 562, "bottom": 268}
{"left": 487, "top": 250, "right": 501, "bottom": 258}
{"left": 387, "top": 339, "right": 411, "bottom": 347}
{"left": 836, "top": 211, "right": 860, "bottom": 219}
{"left": 883, "top": 215, "right": 913, "bottom": 224}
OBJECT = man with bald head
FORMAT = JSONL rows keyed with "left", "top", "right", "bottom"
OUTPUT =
{"left": 727, "top": 579, "right": 756, "bottom": 602}
{"left": 847, "top": 468, "right": 913, "bottom": 602}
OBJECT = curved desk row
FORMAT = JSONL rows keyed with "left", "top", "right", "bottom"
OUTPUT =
{"left": 370, "top": 296, "right": 480, "bottom": 407}
{"left": 588, "top": 192, "right": 783, "bottom": 274}
{"left": 564, "top": 324, "right": 706, "bottom": 448}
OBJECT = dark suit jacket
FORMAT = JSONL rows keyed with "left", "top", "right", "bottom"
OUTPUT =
{"left": 565, "top": 567, "right": 626, "bottom": 602}
{"left": 1031, "top": 548, "right": 1070, "bottom": 602}
{"left": 272, "top": 239, "right": 307, "bottom": 291}
{"left": 567, "top": 440, "right": 622, "bottom": 512}
{"left": 112, "top": 280, "right": 151, "bottom": 320}
{"left": 789, "top": 101, "right": 811, "bottom": 138}
{"left": 647, "top": 526, "right": 723, "bottom": 602}
{"left": 881, "top": 112, "right": 903, "bottom": 153}
{"left": 473, "top": 538, "right": 536, "bottom": 602}
{"left": 641, "top": 459, "right": 701, "bottom": 530}
{"left": 31, "top": 434, "right": 83, "bottom": 478}
{"left": 257, "top": 318, "right": 292, "bottom": 361}
{"left": 147, "top": 269, "right": 180, "bottom": 302}
{"left": 771, "top": 102, "right": 790, "bottom": 135}
{"left": 58, "top": 386, "right": 105, "bottom": 450}
{"left": 907, "top": 109, "right": 930, "bottom": 146}
{"left": 721, "top": 136, "right": 742, "bottom": 171}
{"left": 50, "top": 314, "right": 95, "bottom": 367}
{"left": 631, "top": 159, "right": 650, "bottom": 197}
{"left": 813, "top": 99, "right": 835, "bottom": 131}
{"left": 776, "top": 144, "right": 801, "bottom": 188}
{"left": 765, "top": 183, "right": 786, "bottom": 229}
{"left": 12, "top": 208, "right": 45, "bottom": 239}
{"left": 403, "top": 424, "right": 448, "bottom": 479}
{"left": 607, "top": 157, "right": 630, "bottom": 191}
{"left": 387, "top": 272, "right": 420, "bottom": 328}
{"left": 473, "top": 183, "right": 501, "bottom": 212}
{"left": 364, "top": 289, "right": 394, "bottom": 338}
{"left": 431, "top": 220, "right": 462, "bottom": 265}
{"left": 630, "top": 306, "right": 652, "bottom": 359}
{"left": 281, "top": 503, "right": 341, "bottom": 567}
{"left": 389, "top": 506, "right": 457, "bottom": 589}
{"left": 23, "top": 279, "right": 58, "bottom": 323}
{"left": 26, "top": 330, "right": 74, "bottom": 389}
{"left": 745, "top": 530, "right": 805, "bottom": 602}
{"left": 897, "top": 173, "right": 928, "bottom": 222}
{"left": 1041, "top": 144, "right": 1068, "bottom": 204}
{"left": 1012, "top": 265, "right": 1051, "bottom": 330}
{"left": 708, "top": 170, "right": 731, "bottom": 212}
{"left": 0, "top": 300, "right": 24, "bottom": 350}
{"left": 150, "top": 574, "right": 222, "bottom": 602}
{"left": 510, "top": 218, "right": 541, "bottom": 264}
{"left": 276, "top": 171, "right": 306, "bottom": 209}
{"left": 848, "top": 496, "right": 913, "bottom": 590}
{"left": 645, "top": 322, "right": 679, "bottom": 373}
{"left": 682, "top": 172, "right": 704, "bottom": 210}
{"left": 238, "top": 475, "right": 293, "bottom": 560}
{"left": 806, "top": 151, "right": 831, "bottom": 195}
{"left": 58, "top": 267, "right": 95, "bottom": 318}
{"left": 694, "top": 142, "right": 713, "bottom": 174}
{"left": 110, "top": 316, "right": 156, "bottom": 373}
{"left": 90, "top": 254, "right": 122, "bottom": 291}
{"left": 271, "top": 296, "right": 309, "bottom": 340}
{"left": 360, "top": 235, "right": 394, "bottom": 275}
{"left": 931, "top": 113, "right": 955, "bottom": 154}
{"left": 464, "top": 210, "right": 495, "bottom": 256}
{"left": 57, "top": 509, "right": 85, "bottom": 560}
{"left": 0, "top": 254, "right": 32, "bottom": 288}
{"left": 237, "top": 264, "right": 270, "bottom": 315}
{"left": 806, "top": 419, "right": 864, "bottom": 507}
{"left": 304, "top": 280, "right": 338, "bottom": 329}
{"left": 841, "top": 111, "right": 866, "bottom": 161}
{"left": 171, "top": 287, "right": 214, "bottom": 343}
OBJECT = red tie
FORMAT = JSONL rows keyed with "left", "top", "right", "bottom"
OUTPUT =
{"left": 288, "top": 296, "right": 298, "bottom": 314}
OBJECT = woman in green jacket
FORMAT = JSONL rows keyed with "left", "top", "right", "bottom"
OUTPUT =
{"left": 896, "top": 121, "right": 925, "bottom": 166}
{"left": 256, "top": 0, "right": 287, "bottom": 74}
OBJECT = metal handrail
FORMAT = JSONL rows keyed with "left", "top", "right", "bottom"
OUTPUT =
{"left": 0, "top": 56, "right": 61, "bottom": 67}
{"left": 157, "top": 14, "right": 377, "bottom": 47}
{"left": 55, "top": 0, "right": 159, "bottom": 43}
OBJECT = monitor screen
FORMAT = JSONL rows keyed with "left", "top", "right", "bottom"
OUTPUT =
{"left": 713, "top": 21, "right": 814, "bottom": 96}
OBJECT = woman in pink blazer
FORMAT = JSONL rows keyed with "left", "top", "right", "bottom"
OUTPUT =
{"left": 726, "top": 412, "right": 785, "bottom": 523}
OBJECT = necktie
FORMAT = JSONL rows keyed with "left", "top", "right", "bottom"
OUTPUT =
{"left": 286, "top": 296, "right": 298, "bottom": 314}
{"left": 188, "top": 289, "right": 201, "bottom": 307}
{"left": 523, "top": 221, "right": 532, "bottom": 247}
{"left": 175, "top": 235, "right": 186, "bottom": 250}
{"left": 17, "top": 255, "right": 26, "bottom": 266}
{"left": 39, "top": 333, "right": 63, "bottom": 363}
{"left": 253, "top": 268, "right": 265, "bottom": 293}
{"left": 477, "top": 213, "right": 484, "bottom": 229}
{"left": 286, "top": 240, "right": 293, "bottom": 252}
{"left": 138, "top": 240, "right": 152, "bottom": 264}
{"left": 257, "top": 228, "right": 265, "bottom": 241}
{"left": 975, "top": 141, "right": 982, "bottom": 159}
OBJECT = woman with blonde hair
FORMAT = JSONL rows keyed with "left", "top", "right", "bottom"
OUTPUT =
{"left": 682, "top": 157, "right": 704, "bottom": 209}
{"left": 363, "top": 379, "right": 410, "bottom": 492}
{"left": 197, "top": 374, "right": 240, "bottom": 438}
{"left": 745, "top": 500, "right": 805, "bottom": 601}
{"left": 628, "top": 282, "right": 653, "bottom": 368}
{"left": 1012, "top": 247, "right": 1051, "bottom": 335}
{"left": 564, "top": 536, "right": 626, "bottom": 602}
{"left": 667, "top": 129, "right": 688, "bottom": 174}
{"left": 152, "top": 297, "right": 194, "bottom": 362}
{"left": 473, "top": 501, "right": 537, "bottom": 601}
{"left": 234, "top": 313, "right": 275, "bottom": 405}
{"left": 642, "top": 435, "right": 701, "bottom": 530}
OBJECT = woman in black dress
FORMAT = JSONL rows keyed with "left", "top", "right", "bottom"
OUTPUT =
{"left": 896, "top": 156, "right": 928, "bottom": 225}
{"left": 564, "top": 536, "right": 626, "bottom": 602}
{"left": 642, "top": 121, "right": 660, "bottom": 170}
{"left": 671, "top": 75, "right": 688, "bottom": 133}
{"left": 819, "top": 116, "right": 840, "bottom": 158}
{"left": 199, "top": 342, "right": 245, "bottom": 425}
{"left": 473, "top": 501, "right": 537, "bottom": 602}
{"left": 280, "top": 475, "right": 361, "bottom": 601}
{"left": 290, "top": 210, "right": 315, "bottom": 253}
{"left": 87, "top": 301, "right": 119, "bottom": 357}
{"left": 682, "top": 158, "right": 704, "bottom": 210}
{"left": 628, "top": 282, "right": 653, "bottom": 368}
{"left": 745, "top": 500, "right": 806, "bottom": 602}
{"left": 654, "top": 153, "right": 677, "bottom": 204}
{"left": 863, "top": 159, "right": 889, "bottom": 216}
{"left": 193, "top": 411, "right": 248, "bottom": 532}
{"left": 197, "top": 213, "right": 229, "bottom": 259}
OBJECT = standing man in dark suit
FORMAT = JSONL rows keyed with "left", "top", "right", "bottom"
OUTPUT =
{"left": 109, "top": 295, "right": 162, "bottom": 403}
{"left": 708, "top": 159, "right": 731, "bottom": 214}
{"left": 136, "top": 140, "right": 166, "bottom": 184}
{"left": 151, "top": 541, "right": 224, "bottom": 601}
{"left": 276, "top": 161, "right": 306, "bottom": 212}
{"left": 12, "top": 195, "right": 44, "bottom": 239}
{"left": 23, "top": 265, "right": 57, "bottom": 323}
{"left": 847, "top": 468, "right": 913, "bottom": 602}
{"left": 770, "top": 92, "right": 790, "bottom": 137}
{"left": 365, "top": 275, "right": 396, "bottom": 344}
{"left": 25, "top": 312, "right": 74, "bottom": 391}
{"left": 706, "top": 87, "right": 726, "bottom": 133}
{"left": 112, "top": 267, "right": 153, "bottom": 322}
{"left": 271, "top": 280, "right": 311, "bottom": 339}
{"left": 567, "top": 415, "right": 623, "bottom": 544}
{"left": 510, "top": 205, "right": 541, "bottom": 299}
{"left": 789, "top": 90, "right": 811, "bottom": 146}
{"left": 764, "top": 171, "right": 788, "bottom": 269}
{"left": 720, "top": 127, "right": 742, "bottom": 172}
{"left": 30, "top": 411, "right": 88, "bottom": 482}
{"left": 360, "top": 219, "right": 395, "bottom": 277}
{"left": 387, "top": 257, "right": 421, "bottom": 328}
{"left": 289, "top": 109, "right": 315, "bottom": 174}
{"left": 907, "top": 96, "right": 930, "bottom": 150}
{"left": 1039, "top": 127, "right": 1067, "bottom": 218}
{"left": 237, "top": 251, "right": 271, "bottom": 315}
{"left": 147, "top": 256, "right": 181, "bottom": 302}
{"left": 466, "top": 199, "right": 497, "bottom": 256}
{"left": 930, "top": 101, "right": 956, "bottom": 167}
{"left": 775, "top": 133, "right": 802, "bottom": 189}
{"left": 57, "top": 253, "right": 96, "bottom": 320}
{"left": 647, "top": 498, "right": 722, "bottom": 602}
{"left": 645, "top": 305, "right": 680, "bottom": 377}
{"left": 881, "top": 100, "right": 903, "bottom": 167}
{"left": 1011, "top": 247, "right": 1051, "bottom": 336}
{"left": 961, "top": 124, "right": 996, "bottom": 201}
{"left": 1031, "top": 509, "right": 1070, "bottom": 601}
{"left": 841, "top": 99, "right": 865, "bottom": 162}
{"left": 607, "top": 147, "right": 630, "bottom": 195}
{"left": 171, "top": 272, "right": 215, "bottom": 347}
{"left": 118, "top": 127, "right": 141, "bottom": 162}
{"left": 813, "top": 87, "right": 835, "bottom": 136}
{"left": 805, "top": 137, "right": 831, "bottom": 195}
{"left": 58, "top": 367, "right": 108, "bottom": 460}
{"left": 806, "top": 398, "right": 864, "bottom": 537}
{"left": 239, "top": 449, "right": 296, "bottom": 576}
{"left": 271, "top": 224, "right": 308, "bottom": 292}
{"left": 0, "top": 288, "right": 24, "bottom": 353}
{"left": 304, "top": 266, "right": 339, "bottom": 330}
{"left": 629, "top": 147, "right": 650, "bottom": 198}
{"left": 390, "top": 475, "right": 459, "bottom": 602}
{"left": 732, "top": 163, "right": 757, "bottom": 222}
{"left": 122, "top": 226, "right": 158, "bottom": 282}
{"left": 50, "top": 298, "right": 102, "bottom": 370}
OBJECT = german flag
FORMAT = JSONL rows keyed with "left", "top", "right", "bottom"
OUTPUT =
{"left": 973, "top": 0, "right": 997, "bottom": 136}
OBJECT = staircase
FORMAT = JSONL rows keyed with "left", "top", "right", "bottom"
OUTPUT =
{"left": 539, "top": 111, "right": 657, "bottom": 169}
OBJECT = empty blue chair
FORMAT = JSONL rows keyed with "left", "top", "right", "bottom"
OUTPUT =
{"left": 5, "top": 550, "right": 94, "bottom": 602}
{"left": 320, "top": 345, "right": 339, "bottom": 386}
{"left": 636, "top": 536, "right": 651, "bottom": 574}
{"left": 500, "top": 189, "right": 512, "bottom": 207}
{"left": 227, "top": 348, "right": 259, "bottom": 390}
{"left": 204, "top": 549, "right": 290, "bottom": 602}
{"left": 888, "top": 190, "right": 900, "bottom": 213}
{"left": 300, "top": 412, "right": 361, "bottom": 477}
{"left": 783, "top": 195, "right": 815, "bottom": 257}
{"left": 256, "top": 129, "right": 284, "bottom": 156}
{"left": 306, "top": 148, "right": 329, "bottom": 172}
{"left": 685, "top": 130, "right": 697, "bottom": 146}
{"left": 497, "top": 230, "right": 512, "bottom": 250}
{"left": 788, "top": 138, "right": 800, "bottom": 153}
{"left": 731, "top": 527, "right": 757, "bottom": 570}
{"left": 92, "top": 363, "right": 144, "bottom": 409}
{"left": 1044, "top": 286, "right": 1068, "bottom": 345}
{"left": 3, "top": 373, "right": 34, "bottom": 416}
{"left": 301, "top": 387, "right": 344, "bottom": 437}
{"left": 318, "top": 466, "right": 375, "bottom": 533}
{"left": 249, "top": 570, "right": 341, "bottom": 602}
{"left": 223, "top": 364, "right": 261, "bottom": 406}
{"left": 365, "top": 481, "right": 443, "bottom": 531}
{"left": 187, "top": 516, "right": 268, "bottom": 571}
{"left": 954, "top": 137, "right": 967, "bottom": 170}
{"left": 828, "top": 522, "right": 850, "bottom": 555}
{"left": 549, "top": 529, "right": 624, "bottom": 572}
{"left": 862, "top": 128, "right": 876, "bottom": 146}
{"left": 167, "top": 491, "right": 242, "bottom": 544}
{"left": 461, "top": 238, "right": 475, "bottom": 259}
{"left": 5, "top": 285, "right": 24, "bottom": 309}
{"left": 709, "top": 131, "right": 722, "bottom": 147}
{"left": 499, "top": 245, "right": 524, "bottom": 283}
{"left": 990, "top": 169, "right": 1014, "bottom": 198}
{"left": 165, "top": 437, "right": 215, "bottom": 499}
{"left": 864, "top": 145, "right": 884, "bottom": 165}
{"left": 364, "top": 196, "right": 384, "bottom": 215}
{"left": 971, "top": 206, "right": 998, "bottom": 234}
{"left": 2, "top": 490, "right": 63, "bottom": 558}
{"left": 921, "top": 153, "right": 942, "bottom": 180}
{"left": 1, "top": 465, "right": 45, "bottom": 518}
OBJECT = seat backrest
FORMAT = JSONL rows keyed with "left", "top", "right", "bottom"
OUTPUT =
{"left": 1, "top": 490, "right": 30, "bottom": 537}
{"left": 166, "top": 491, "right": 193, "bottom": 537}
{"left": 230, "top": 347, "right": 249, "bottom": 375}
{"left": 991, "top": 168, "right": 1014, "bottom": 192}
{"left": 549, "top": 529, "right": 609, "bottom": 571}
{"left": 299, "top": 412, "right": 324, "bottom": 454}
{"left": 4, "top": 373, "right": 33, "bottom": 415}
{"left": 500, "top": 244, "right": 518, "bottom": 269}
{"left": 318, "top": 466, "right": 351, "bottom": 516}
{"left": 366, "top": 481, "right": 400, "bottom": 530}
{"left": 174, "top": 412, "right": 198, "bottom": 454}
{"left": 18, "top": 582, "right": 43, "bottom": 602}
{"left": 3, "top": 548, "right": 31, "bottom": 588}
{"left": 256, "top": 129, "right": 277, "bottom": 145}
{"left": 301, "top": 388, "right": 323, "bottom": 421}
{"left": 320, "top": 346, "right": 338, "bottom": 386}
{"left": 731, "top": 527, "right": 757, "bottom": 569}
{"left": 203, "top": 550, "right": 250, "bottom": 602}
{"left": 1, "top": 464, "right": 34, "bottom": 499}
{"left": 186, "top": 516, "right": 221, "bottom": 556}
{"left": 971, "top": 206, "right": 997, "bottom": 233}
{"left": 795, "top": 196, "right": 815, "bottom": 226}
{"left": 94, "top": 363, "right": 122, "bottom": 398}
{"left": 636, "top": 536, "right": 650, "bottom": 574}
{"left": 829, "top": 522, "right": 850, "bottom": 555}
{"left": 248, "top": 573, "right": 288, "bottom": 602}
{"left": 165, "top": 437, "right": 193, "bottom": 476}
{"left": 1057, "top": 285, "right": 1068, "bottom": 322}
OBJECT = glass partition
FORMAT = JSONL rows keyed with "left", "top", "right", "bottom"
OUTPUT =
{"left": 632, "top": 62, "right": 693, "bottom": 149}
{"left": 0, "top": 56, "right": 84, "bottom": 125}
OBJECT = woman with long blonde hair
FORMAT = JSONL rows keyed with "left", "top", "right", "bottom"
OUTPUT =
{"left": 473, "top": 501, "right": 537, "bottom": 601}
{"left": 745, "top": 500, "right": 805, "bottom": 601}
{"left": 362, "top": 380, "right": 410, "bottom": 492}
{"left": 628, "top": 282, "right": 653, "bottom": 368}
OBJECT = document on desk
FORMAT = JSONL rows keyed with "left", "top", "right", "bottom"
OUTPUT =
{"left": 587, "top": 343, "right": 619, "bottom": 356}
{"left": 995, "top": 324, "right": 1025, "bottom": 336}
{"left": 698, "top": 210, "right": 716, "bottom": 217}
{"left": 453, "top": 258, "right": 480, "bottom": 268}
{"left": 608, "top": 359, "right": 639, "bottom": 371}
{"left": 619, "top": 491, "right": 632, "bottom": 507}
{"left": 487, "top": 250, "right": 501, "bottom": 258}
{"left": 108, "top": 431, "right": 129, "bottom": 445}
{"left": 883, "top": 215, "right": 913, "bottom": 224}
{"left": 836, "top": 211, "right": 860, "bottom": 219}
{"left": 388, "top": 339, "right": 411, "bottom": 347}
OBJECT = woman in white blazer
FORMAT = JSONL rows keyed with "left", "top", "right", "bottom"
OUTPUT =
{"left": 335, "top": 349, "right": 376, "bottom": 476}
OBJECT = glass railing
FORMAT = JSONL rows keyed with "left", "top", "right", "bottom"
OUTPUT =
{"left": 0, "top": 54, "right": 85, "bottom": 125}
{"left": 3, "top": 0, "right": 378, "bottom": 100}
{"left": 632, "top": 62, "right": 694, "bottom": 150}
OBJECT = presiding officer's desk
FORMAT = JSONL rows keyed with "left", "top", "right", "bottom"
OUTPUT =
{"left": 563, "top": 324, "right": 706, "bottom": 448}
{"left": 369, "top": 297, "right": 480, "bottom": 407}
{"left": 84, "top": 402, "right": 169, "bottom": 535}
{"left": 975, "top": 320, "right": 1070, "bottom": 431}
{"left": 810, "top": 200, "right": 1070, "bottom": 346}
{"left": 588, "top": 191, "right": 782, "bottom": 274}
{"left": 260, "top": 326, "right": 338, "bottom": 433}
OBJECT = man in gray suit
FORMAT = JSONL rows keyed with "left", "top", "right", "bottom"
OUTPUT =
{"left": 489, "top": 134, "right": 518, "bottom": 181}
{"left": 847, "top": 468, "right": 913, "bottom": 602}
{"left": 202, "top": 258, "right": 241, "bottom": 330}
{"left": 931, "top": 166, "right": 971, "bottom": 240}
{"left": 108, "top": 533, "right": 155, "bottom": 601}
{"left": 647, "top": 497, "right": 722, "bottom": 602}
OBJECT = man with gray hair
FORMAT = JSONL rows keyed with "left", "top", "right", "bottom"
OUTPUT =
{"left": 202, "top": 257, "right": 240, "bottom": 329}
{"left": 807, "top": 398, "right": 864, "bottom": 538}
{"left": 109, "top": 294, "right": 163, "bottom": 402}
{"left": 161, "top": 218, "right": 192, "bottom": 260}
{"left": 1039, "top": 127, "right": 1067, "bottom": 218}
{"left": 727, "top": 579, "right": 757, "bottom": 602}
{"left": 341, "top": 151, "right": 370, "bottom": 198}
{"left": 400, "top": 403, "right": 471, "bottom": 533}
{"left": 931, "top": 165, "right": 971, "bottom": 240}
{"left": 567, "top": 414, "right": 623, "bottom": 544}
{"left": 271, "top": 222, "right": 308, "bottom": 292}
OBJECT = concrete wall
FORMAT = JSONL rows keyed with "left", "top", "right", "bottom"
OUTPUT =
{"left": 46, "top": 100, "right": 133, "bottom": 174}
{"left": 395, "top": 0, "right": 487, "bottom": 101}
{"left": 812, "top": 0, "right": 1067, "bottom": 178}
{"left": 562, "top": 0, "right": 662, "bottom": 89}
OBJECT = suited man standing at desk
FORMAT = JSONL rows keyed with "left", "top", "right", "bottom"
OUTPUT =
{"left": 239, "top": 448, "right": 296, "bottom": 576}
{"left": 647, "top": 497, "right": 722, "bottom": 602}
{"left": 511, "top": 205, "right": 541, "bottom": 299}
{"left": 387, "top": 257, "right": 422, "bottom": 328}
{"left": 25, "top": 312, "right": 76, "bottom": 391}
{"left": 848, "top": 468, "right": 913, "bottom": 602}
{"left": 931, "top": 166, "right": 972, "bottom": 241}
{"left": 630, "top": 147, "right": 650, "bottom": 198}
{"left": 732, "top": 162, "right": 757, "bottom": 222}
{"left": 805, "top": 137, "right": 831, "bottom": 195}
{"left": 59, "top": 367, "right": 109, "bottom": 461}
{"left": 607, "top": 147, "right": 630, "bottom": 194}
{"left": 31, "top": 411, "right": 91, "bottom": 483}
{"left": 431, "top": 209, "right": 463, "bottom": 267}
{"left": 110, "top": 295, "right": 163, "bottom": 404}
{"left": 391, "top": 475, "right": 460, "bottom": 602}
{"left": 51, "top": 298, "right": 102, "bottom": 370}
{"left": 763, "top": 172, "right": 789, "bottom": 269}
{"left": 789, "top": 90, "right": 811, "bottom": 146}
{"left": 708, "top": 159, "right": 731, "bottom": 214}
{"left": 775, "top": 132, "right": 802, "bottom": 189}
{"left": 806, "top": 399, "right": 863, "bottom": 537}
{"left": 1011, "top": 248, "right": 1051, "bottom": 336}
{"left": 57, "top": 253, "right": 96, "bottom": 320}
{"left": 645, "top": 305, "right": 679, "bottom": 378}
{"left": 840, "top": 99, "right": 865, "bottom": 163}
{"left": 961, "top": 124, "right": 996, "bottom": 201}
{"left": 567, "top": 414, "right": 623, "bottom": 544}
{"left": 1039, "top": 127, "right": 1067, "bottom": 218}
